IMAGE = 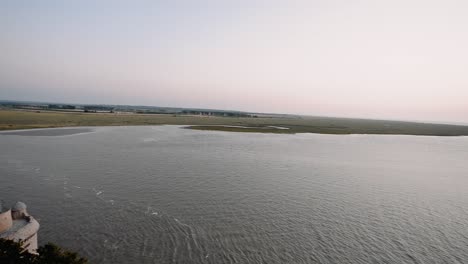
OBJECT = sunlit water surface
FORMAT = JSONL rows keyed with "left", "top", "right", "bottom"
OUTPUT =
{"left": 1, "top": 126, "right": 468, "bottom": 263}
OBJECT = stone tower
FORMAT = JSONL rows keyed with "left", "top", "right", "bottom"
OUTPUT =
{"left": 0, "top": 201, "right": 40, "bottom": 253}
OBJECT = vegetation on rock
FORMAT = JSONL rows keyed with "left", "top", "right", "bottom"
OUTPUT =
{"left": 0, "top": 238, "right": 87, "bottom": 264}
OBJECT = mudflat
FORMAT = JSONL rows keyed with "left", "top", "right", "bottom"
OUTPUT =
{"left": 0, "top": 128, "right": 93, "bottom": 136}
{"left": 1, "top": 109, "right": 468, "bottom": 136}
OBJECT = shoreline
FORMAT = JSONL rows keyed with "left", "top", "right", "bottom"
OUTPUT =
{"left": 1, "top": 124, "right": 468, "bottom": 137}
{"left": 2, "top": 110, "right": 468, "bottom": 136}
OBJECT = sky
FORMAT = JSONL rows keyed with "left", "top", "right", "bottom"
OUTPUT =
{"left": 1, "top": 0, "right": 468, "bottom": 123}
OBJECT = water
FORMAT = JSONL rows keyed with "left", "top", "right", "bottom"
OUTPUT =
{"left": 1, "top": 126, "right": 468, "bottom": 263}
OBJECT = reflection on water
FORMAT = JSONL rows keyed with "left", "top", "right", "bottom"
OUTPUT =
{"left": 1, "top": 126, "right": 468, "bottom": 263}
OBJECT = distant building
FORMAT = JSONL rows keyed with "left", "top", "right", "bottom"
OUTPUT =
{"left": 0, "top": 202, "right": 40, "bottom": 253}
{"left": 84, "top": 105, "right": 114, "bottom": 113}
{"left": 48, "top": 104, "right": 76, "bottom": 110}
{"left": 181, "top": 110, "right": 252, "bottom": 117}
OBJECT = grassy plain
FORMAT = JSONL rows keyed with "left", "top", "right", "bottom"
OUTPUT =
{"left": 1, "top": 109, "right": 468, "bottom": 136}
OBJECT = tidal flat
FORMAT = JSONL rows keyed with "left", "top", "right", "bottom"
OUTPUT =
{"left": 2, "top": 109, "right": 468, "bottom": 136}
{"left": 1, "top": 127, "right": 93, "bottom": 136}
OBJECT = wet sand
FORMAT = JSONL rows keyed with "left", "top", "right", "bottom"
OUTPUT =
{"left": 0, "top": 128, "right": 93, "bottom": 136}
{"left": 2, "top": 110, "right": 468, "bottom": 136}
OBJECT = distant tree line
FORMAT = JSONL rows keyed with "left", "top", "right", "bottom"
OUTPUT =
{"left": 181, "top": 110, "right": 252, "bottom": 117}
{"left": 135, "top": 110, "right": 175, "bottom": 114}
{"left": 48, "top": 104, "right": 76, "bottom": 110}
{"left": 83, "top": 105, "right": 114, "bottom": 113}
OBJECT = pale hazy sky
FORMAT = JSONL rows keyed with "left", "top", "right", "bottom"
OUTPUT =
{"left": 1, "top": 0, "right": 468, "bottom": 122}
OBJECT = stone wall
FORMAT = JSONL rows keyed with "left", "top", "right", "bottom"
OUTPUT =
{"left": 0, "top": 210, "right": 12, "bottom": 233}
